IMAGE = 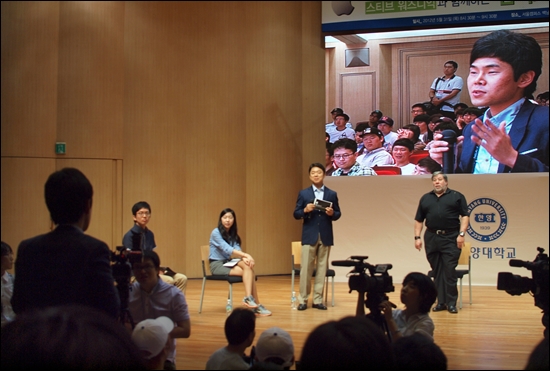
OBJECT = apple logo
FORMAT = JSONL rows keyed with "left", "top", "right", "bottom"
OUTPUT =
{"left": 332, "top": 1, "right": 355, "bottom": 16}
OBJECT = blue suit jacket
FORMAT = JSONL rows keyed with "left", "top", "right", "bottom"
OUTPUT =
{"left": 293, "top": 186, "right": 341, "bottom": 246}
{"left": 458, "top": 100, "right": 549, "bottom": 173}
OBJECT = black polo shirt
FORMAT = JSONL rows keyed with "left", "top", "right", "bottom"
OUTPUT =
{"left": 415, "top": 188, "right": 469, "bottom": 231}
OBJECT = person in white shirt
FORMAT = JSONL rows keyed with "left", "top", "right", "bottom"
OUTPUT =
{"left": 327, "top": 113, "right": 355, "bottom": 143}
{"left": 356, "top": 127, "right": 394, "bottom": 167}
{"left": 1, "top": 241, "right": 15, "bottom": 326}
{"left": 391, "top": 139, "right": 416, "bottom": 175}
{"left": 377, "top": 116, "right": 398, "bottom": 152}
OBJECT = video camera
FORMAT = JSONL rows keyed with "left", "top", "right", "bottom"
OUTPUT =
{"left": 332, "top": 256, "right": 394, "bottom": 294}
{"left": 110, "top": 233, "right": 143, "bottom": 326}
{"left": 497, "top": 247, "right": 549, "bottom": 338}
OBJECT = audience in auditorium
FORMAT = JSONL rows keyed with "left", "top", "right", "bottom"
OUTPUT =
{"left": 251, "top": 327, "right": 295, "bottom": 370}
{"left": 393, "top": 332, "right": 448, "bottom": 370}
{"left": 377, "top": 116, "right": 398, "bottom": 152}
{"left": 1, "top": 241, "right": 15, "bottom": 326}
{"left": 398, "top": 124, "right": 425, "bottom": 152}
{"left": 413, "top": 156, "right": 442, "bottom": 175}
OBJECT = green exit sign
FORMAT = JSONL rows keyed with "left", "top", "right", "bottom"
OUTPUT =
{"left": 55, "top": 142, "right": 66, "bottom": 155}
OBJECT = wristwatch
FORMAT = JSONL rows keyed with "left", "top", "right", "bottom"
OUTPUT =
{"left": 459, "top": 231, "right": 465, "bottom": 237}
{"left": 414, "top": 236, "right": 421, "bottom": 240}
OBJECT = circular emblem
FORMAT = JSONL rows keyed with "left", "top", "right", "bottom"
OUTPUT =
{"left": 467, "top": 198, "right": 507, "bottom": 242}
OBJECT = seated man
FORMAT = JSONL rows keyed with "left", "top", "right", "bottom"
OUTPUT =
{"left": 206, "top": 308, "right": 256, "bottom": 370}
{"left": 123, "top": 201, "right": 188, "bottom": 293}
{"left": 129, "top": 251, "right": 191, "bottom": 370}
{"left": 391, "top": 139, "right": 416, "bottom": 175}
{"left": 356, "top": 127, "right": 395, "bottom": 168}
{"left": 330, "top": 139, "right": 377, "bottom": 176}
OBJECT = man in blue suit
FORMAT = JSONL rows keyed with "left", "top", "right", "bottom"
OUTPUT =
{"left": 293, "top": 163, "right": 341, "bottom": 310}
{"left": 429, "top": 30, "right": 548, "bottom": 173}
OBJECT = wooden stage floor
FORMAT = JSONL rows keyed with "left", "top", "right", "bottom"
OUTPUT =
{"left": 174, "top": 276, "right": 544, "bottom": 370}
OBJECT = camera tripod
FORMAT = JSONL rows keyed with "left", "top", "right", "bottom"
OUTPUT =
{"left": 356, "top": 291, "right": 393, "bottom": 342}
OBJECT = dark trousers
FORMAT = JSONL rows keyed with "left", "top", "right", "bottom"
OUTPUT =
{"left": 424, "top": 231, "right": 461, "bottom": 306}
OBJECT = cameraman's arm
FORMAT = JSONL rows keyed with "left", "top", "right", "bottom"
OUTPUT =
{"left": 356, "top": 290, "right": 366, "bottom": 317}
{"left": 380, "top": 301, "right": 401, "bottom": 342}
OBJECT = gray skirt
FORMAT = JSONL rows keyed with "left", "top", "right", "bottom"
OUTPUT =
{"left": 210, "top": 260, "right": 232, "bottom": 276}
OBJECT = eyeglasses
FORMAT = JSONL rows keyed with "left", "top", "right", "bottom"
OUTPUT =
{"left": 137, "top": 211, "right": 151, "bottom": 217}
{"left": 333, "top": 153, "right": 354, "bottom": 160}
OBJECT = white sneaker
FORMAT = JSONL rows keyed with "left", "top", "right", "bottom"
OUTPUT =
{"left": 243, "top": 295, "right": 258, "bottom": 308}
{"left": 254, "top": 304, "right": 272, "bottom": 317}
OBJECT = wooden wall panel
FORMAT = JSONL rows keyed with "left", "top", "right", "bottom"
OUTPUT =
{"left": 0, "top": 158, "right": 55, "bottom": 258}
{"left": 55, "top": 159, "right": 121, "bottom": 250}
{"left": 57, "top": 2, "right": 125, "bottom": 159}
{"left": 341, "top": 72, "right": 375, "bottom": 125}
{"left": 1, "top": 2, "right": 59, "bottom": 157}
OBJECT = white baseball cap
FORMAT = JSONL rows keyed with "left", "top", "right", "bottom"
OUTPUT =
{"left": 132, "top": 316, "right": 174, "bottom": 359}
{"left": 255, "top": 327, "right": 294, "bottom": 367}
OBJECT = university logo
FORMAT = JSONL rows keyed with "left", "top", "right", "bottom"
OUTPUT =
{"left": 467, "top": 198, "right": 508, "bottom": 242}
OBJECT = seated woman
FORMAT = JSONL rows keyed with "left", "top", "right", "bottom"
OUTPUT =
{"left": 380, "top": 272, "right": 437, "bottom": 342}
{"left": 209, "top": 208, "right": 271, "bottom": 317}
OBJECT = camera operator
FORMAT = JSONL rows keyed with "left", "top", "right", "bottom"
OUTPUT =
{"left": 379, "top": 272, "right": 437, "bottom": 343}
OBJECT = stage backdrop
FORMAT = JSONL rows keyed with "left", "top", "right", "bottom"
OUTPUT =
{"left": 324, "top": 173, "right": 549, "bottom": 286}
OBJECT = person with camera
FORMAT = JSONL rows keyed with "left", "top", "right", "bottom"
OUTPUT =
{"left": 128, "top": 250, "right": 191, "bottom": 370}
{"left": 414, "top": 172, "right": 469, "bottom": 314}
{"left": 379, "top": 272, "right": 437, "bottom": 342}
{"left": 123, "top": 201, "right": 188, "bottom": 293}
{"left": 11, "top": 168, "right": 120, "bottom": 319}
{"left": 293, "top": 163, "right": 341, "bottom": 311}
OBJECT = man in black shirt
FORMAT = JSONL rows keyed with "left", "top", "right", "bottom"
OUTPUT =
{"left": 414, "top": 172, "right": 469, "bottom": 314}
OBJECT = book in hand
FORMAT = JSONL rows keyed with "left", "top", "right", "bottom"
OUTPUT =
{"left": 161, "top": 266, "right": 177, "bottom": 277}
{"left": 223, "top": 258, "right": 241, "bottom": 267}
{"left": 314, "top": 198, "right": 332, "bottom": 211}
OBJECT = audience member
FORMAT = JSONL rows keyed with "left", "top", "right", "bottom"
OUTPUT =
{"left": 377, "top": 116, "right": 398, "bottom": 152}
{"left": 393, "top": 332, "right": 447, "bottom": 370}
{"left": 132, "top": 316, "right": 174, "bottom": 370}
{"left": 454, "top": 102, "right": 468, "bottom": 114}
{"left": 325, "top": 141, "right": 337, "bottom": 176}
{"left": 525, "top": 337, "right": 549, "bottom": 370}
{"left": 535, "top": 91, "right": 549, "bottom": 106}
{"left": 209, "top": 208, "right": 271, "bottom": 316}
{"left": 252, "top": 327, "right": 295, "bottom": 370}
{"left": 429, "top": 60, "right": 463, "bottom": 120}
{"left": 397, "top": 124, "right": 425, "bottom": 152}
{"left": 356, "top": 127, "right": 395, "bottom": 167}
{"left": 413, "top": 156, "right": 442, "bottom": 175}
{"left": 425, "top": 119, "right": 460, "bottom": 151}
{"left": 123, "top": 201, "right": 188, "bottom": 293}
{"left": 1, "top": 241, "right": 15, "bottom": 326}
{"left": 129, "top": 251, "right": 191, "bottom": 370}
{"left": 368, "top": 109, "right": 383, "bottom": 128}
{"left": 413, "top": 114, "right": 433, "bottom": 144}
{"left": 391, "top": 139, "right": 416, "bottom": 175}
{"left": 354, "top": 122, "right": 370, "bottom": 155}
{"left": 456, "top": 106, "right": 485, "bottom": 133}
{"left": 293, "top": 163, "right": 341, "bottom": 311}
{"left": 327, "top": 112, "right": 355, "bottom": 143}
{"left": 411, "top": 103, "right": 428, "bottom": 117}
{"left": 326, "top": 107, "right": 353, "bottom": 131}
{"left": 11, "top": 168, "right": 120, "bottom": 318}
{"left": 429, "top": 30, "right": 549, "bottom": 173}
{"left": 205, "top": 308, "right": 256, "bottom": 370}
{"left": 1, "top": 304, "right": 146, "bottom": 370}
{"left": 331, "top": 139, "right": 377, "bottom": 176}
{"left": 380, "top": 272, "right": 437, "bottom": 342}
{"left": 299, "top": 315, "right": 395, "bottom": 370}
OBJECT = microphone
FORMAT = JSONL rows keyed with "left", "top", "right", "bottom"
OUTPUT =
{"left": 441, "top": 130, "right": 457, "bottom": 174}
